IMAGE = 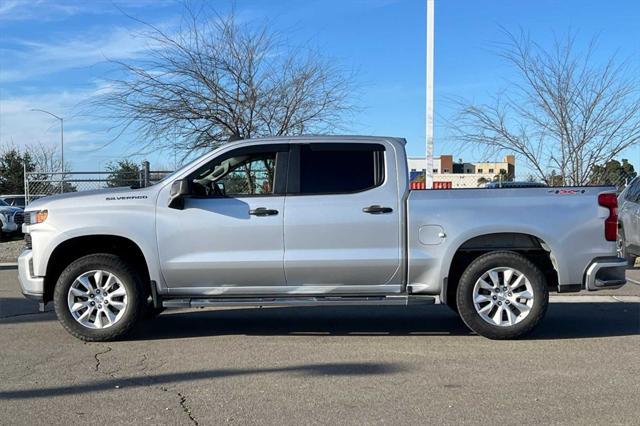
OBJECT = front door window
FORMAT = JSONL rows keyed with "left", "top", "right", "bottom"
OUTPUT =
{"left": 191, "top": 152, "right": 277, "bottom": 197}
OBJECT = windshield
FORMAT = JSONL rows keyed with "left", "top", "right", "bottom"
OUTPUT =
{"left": 0, "top": 199, "right": 9, "bottom": 207}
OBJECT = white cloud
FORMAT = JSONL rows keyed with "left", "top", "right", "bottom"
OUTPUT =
{"left": 0, "top": 26, "right": 158, "bottom": 83}
{"left": 0, "top": 0, "right": 21, "bottom": 17}
{"left": 0, "top": 82, "right": 170, "bottom": 170}
{"left": 0, "top": 0, "right": 175, "bottom": 22}
{"left": 0, "top": 81, "right": 123, "bottom": 154}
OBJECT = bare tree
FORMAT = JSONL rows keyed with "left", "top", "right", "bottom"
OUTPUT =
{"left": 453, "top": 31, "right": 640, "bottom": 185}
{"left": 26, "top": 142, "right": 69, "bottom": 174}
{"left": 25, "top": 142, "right": 76, "bottom": 194}
{"left": 0, "top": 142, "right": 72, "bottom": 195}
{"left": 95, "top": 6, "right": 354, "bottom": 157}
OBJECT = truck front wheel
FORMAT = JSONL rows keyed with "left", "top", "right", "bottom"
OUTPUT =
{"left": 53, "top": 254, "right": 145, "bottom": 341}
{"left": 456, "top": 251, "right": 548, "bottom": 339}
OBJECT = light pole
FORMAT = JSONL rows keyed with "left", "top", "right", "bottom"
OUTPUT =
{"left": 425, "top": 0, "right": 435, "bottom": 189}
{"left": 31, "top": 108, "right": 64, "bottom": 192}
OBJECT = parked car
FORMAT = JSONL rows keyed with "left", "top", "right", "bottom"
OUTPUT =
{"left": 485, "top": 181, "right": 548, "bottom": 189}
{"left": 18, "top": 136, "right": 626, "bottom": 341}
{"left": 0, "top": 198, "right": 24, "bottom": 238}
{"left": 0, "top": 194, "right": 26, "bottom": 208}
{"left": 617, "top": 177, "right": 640, "bottom": 266}
{"left": 0, "top": 194, "right": 46, "bottom": 208}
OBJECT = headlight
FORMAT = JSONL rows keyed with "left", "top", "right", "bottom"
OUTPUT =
{"left": 31, "top": 210, "right": 48, "bottom": 224}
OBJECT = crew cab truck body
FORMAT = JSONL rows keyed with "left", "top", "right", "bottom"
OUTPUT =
{"left": 18, "top": 136, "right": 627, "bottom": 340}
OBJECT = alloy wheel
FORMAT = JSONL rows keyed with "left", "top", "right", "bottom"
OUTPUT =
{"left": 472, "top": 267, "right": 534, "bottom": 327}
{"left": 67, "top": 270, "right": 128, "bottom": 329}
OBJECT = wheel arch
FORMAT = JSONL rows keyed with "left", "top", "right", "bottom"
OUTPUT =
{"left": 441, "top": 232, "right": 559, "bottom": 305}
{"left": 43, "top": 235, "right": 152, "bottom": 304}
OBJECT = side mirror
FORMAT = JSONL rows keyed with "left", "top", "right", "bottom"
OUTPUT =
{"left": 168, "top": 179, "right": 190, "bottom": 209}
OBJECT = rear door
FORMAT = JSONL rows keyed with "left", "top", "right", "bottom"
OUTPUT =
{"left": 283, "top": 142, "right": 402, "bottom": 289}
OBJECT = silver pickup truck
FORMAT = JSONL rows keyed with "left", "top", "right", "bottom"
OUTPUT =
{"left": 18, "top": 136, "right": 626, "bottom": 341}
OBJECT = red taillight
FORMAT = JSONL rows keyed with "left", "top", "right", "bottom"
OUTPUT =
{"left": 598, "top": 193, "right": 618, "bottom": 241}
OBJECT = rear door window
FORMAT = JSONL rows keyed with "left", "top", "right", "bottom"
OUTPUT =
{"left": 293, "top": 143, "right": 385, "bottom": 194}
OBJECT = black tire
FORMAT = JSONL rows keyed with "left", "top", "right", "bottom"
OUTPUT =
{"left": 618, "top": 227, "right": 636, "bottom": 267}
{"left": 53, "top": 254, "right": 145, "bottom": 341}
{"left": 456, "top": 251, "right": 549, "bottom": 340}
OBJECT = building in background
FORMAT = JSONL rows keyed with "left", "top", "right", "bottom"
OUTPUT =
{"left": 408, "top": 155, "right": 515, "bottom": 188}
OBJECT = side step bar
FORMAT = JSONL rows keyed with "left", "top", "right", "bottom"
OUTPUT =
{"left": 162, "top": 295, "right": 436, "bottom": 309}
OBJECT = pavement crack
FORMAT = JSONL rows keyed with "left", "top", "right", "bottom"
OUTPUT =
{"left": 159, "top": 386, "right": 198, "bottom": 425}
{"left": 177, "top": 391, "right": 199, "bottom": 425}
{"left": 93, "top": 346, "right": 113, "bottom": 374}
{"left": 133, "top": 358, "right": 199, "bottom": 424}
{"left": 136, "top": 353, "right": 149, "bottom": 373}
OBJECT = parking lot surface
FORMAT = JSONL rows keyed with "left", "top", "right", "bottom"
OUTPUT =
{"left": 1, "top": 269, "right": 638, "bottom": 425}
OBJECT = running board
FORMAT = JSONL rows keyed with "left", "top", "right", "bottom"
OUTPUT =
{"left": 162, "top": 295, "right": 436, "bottom": 309}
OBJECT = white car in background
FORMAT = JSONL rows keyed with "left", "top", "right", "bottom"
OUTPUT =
{"left": 0, "top": 198, "right": 24, "bottom": 239}
{"left": 0, "top": 194, "right": 47, "bottom": 209}
{"left": 618, "top": 177, "right": 640, "bottom": 266}
{"left": 0, "top": 194, "right": 27, "bottom": 208}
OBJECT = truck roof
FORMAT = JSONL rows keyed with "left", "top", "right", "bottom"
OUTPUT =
{"left": 229, "top": 135, "right": 407, "bottom": 145}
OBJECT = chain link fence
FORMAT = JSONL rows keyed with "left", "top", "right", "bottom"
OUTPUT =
{"left": 22, "top": 160, "right": 635, "bottom": 205}
{"left": 24, "top": 161, "right": 172, "bottom": 205}
{"left": 409, "top": 171, "right": 634, "bottom": 191}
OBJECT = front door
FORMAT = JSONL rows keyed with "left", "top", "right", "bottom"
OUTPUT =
{"left": 156, "top": 144, "right": 289, "bottom": 291}
{"left": 283, "top": 142, "right": 402, "bottom": 289}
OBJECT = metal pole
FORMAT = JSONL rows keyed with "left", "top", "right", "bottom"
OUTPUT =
{"left": 23, "top": 161, "right": 28, "bottom": 206}
{"left": 425, "top": 0, "right": 435, "bottom": 189}
{"left": 142, "top": 160, "right": 150, "bottom": 187}
{"left": 60, "top": 117, "right": 64, "bottom": 193}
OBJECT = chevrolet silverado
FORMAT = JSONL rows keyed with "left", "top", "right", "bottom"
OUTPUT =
{"left": 18, "top": 136, "right": 627, "bottom": 340}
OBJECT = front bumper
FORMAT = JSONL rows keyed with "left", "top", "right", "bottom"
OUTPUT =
{"left": 584, "top": 257, "right": 627, "bottom": 291}
{"left": 18, "top": 250, "right": 44, "bottom": 301}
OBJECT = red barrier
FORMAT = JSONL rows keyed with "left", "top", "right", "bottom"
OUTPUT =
{"left": 433, "top": 181, "right": 452, "bottom": 189}
{"left": 410, "top": 181, "right": 452, "bottom": 190}
{"left": 409, "top": 182, "right": 453, "bottom": 190}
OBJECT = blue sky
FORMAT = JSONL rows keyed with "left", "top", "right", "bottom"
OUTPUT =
{"left": 1, "top": 0, "right": 639, "bottom": 176}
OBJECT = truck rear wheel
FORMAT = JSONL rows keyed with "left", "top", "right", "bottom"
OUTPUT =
{"left": 456, "top": 251, "right": 548, "bottom": 339}
{"left": 53, "top": 254, "right": 145, "bottom": 341}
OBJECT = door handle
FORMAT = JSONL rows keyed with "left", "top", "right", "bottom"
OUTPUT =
{"left": 249, "top": 207, "right": 279, "bottom": 216}
{"left": 362, "top": 205, "right": 393, "bottom": 214}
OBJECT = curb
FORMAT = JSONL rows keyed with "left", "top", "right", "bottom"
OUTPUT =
{"left": 0, "top": 263, "right": 18, "bottom": 270}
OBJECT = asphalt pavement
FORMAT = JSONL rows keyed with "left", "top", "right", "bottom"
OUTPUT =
{"left": 0, "top": 269, "right": 638, "bottom": 425}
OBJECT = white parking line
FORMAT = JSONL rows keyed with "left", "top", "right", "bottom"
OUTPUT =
{"left": 550, "top": 295, "right": 640, "bottom": 303}
{"left": 0, "top": 263, "right": 18, "bottom": 270}
{"left": 626, "top": 277, "right": 640, "bottom": 286}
